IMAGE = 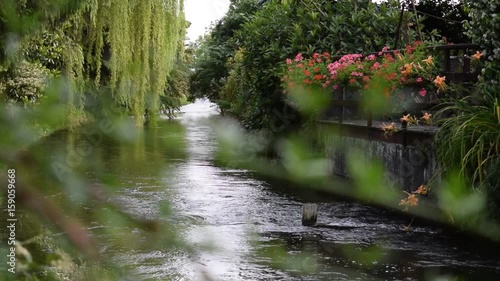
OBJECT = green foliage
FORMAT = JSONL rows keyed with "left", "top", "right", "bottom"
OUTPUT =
{"left": 347, "top": 150, "right": 399, "bottom": 205}
{"left": 434, "top": 0, "right": 500, "bottom": 215}
{"left": 1, "top": 60, "right": 51, "bottom": 104}
{"left": 0, "top": 2, "right": 189, "bottom": 276}
{"left": 438, "top": 171, "right": 487, "bottom": 223}
{"left": 220, "top": 48, "right": 245, "bottom": 115}
{"left": 162, "top": 66, "right": 190, "bottom": 118}
{"left": 3, "top": 1, "right": 500, "bottom": 280}
{"left": 235, "top": 1, "right": 297, "bottom": 129}
{"left": 1, "top": 0, "right": 186, "bottom": 125}
{"left": 189, "top": 0, "right": 258, "bottom": 103}
{"left": 83, "top": 0, "right": 183, "bottom": 123}
{"left": 162, "top": 14, "right": 192, "bottom": 119}
{"left": 465, "top": 0, "right": 500, "bottom": 84}
{"left": 415, "top": 0, "right": 470, "bottom": 43}
{"left": 23, "top": 31, "right": 65, "bottom": 71}
{"left": 191, "top": 0, "right": 434, "bottom": 130}
{"left": 435, "top": 85, "right": 500, "bottom": 216}
{"left": 0, "top": 0, "right": 84, "bottom": 50}
{"left": 320, "top": 0, "right": 410, "bottom": 51}
{"left": 0, "top": 90, "right": 188, "bottom": 279}
{"left": 237, "top": 0, "right": 426, "bottom": 129}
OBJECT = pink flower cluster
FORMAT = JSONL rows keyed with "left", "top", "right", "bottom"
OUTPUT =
{"left": 370, "top": 62, "right": 380, "bottom": 70}
{"left": 327, "top": 54, "right": 363, "bottom": 80}
{"left": 366, "top": 54, "right": 377, "bottom": 61}
{"left": 378, "top": 46, "right": 390, "bottom": 55}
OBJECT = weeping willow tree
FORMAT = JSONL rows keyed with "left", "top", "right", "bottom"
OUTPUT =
{"left": 162, "top": 0, "right": 191, "bottom": 118}
{"left": 60, "top": 0, "right": 184, "bottom": 125}
{"left": 1, "top": 0, "right": 184, "bottom": 125}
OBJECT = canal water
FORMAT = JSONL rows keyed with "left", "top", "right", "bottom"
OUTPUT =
{"left": 38, "top": 100, "right": 500, "bottom": 280}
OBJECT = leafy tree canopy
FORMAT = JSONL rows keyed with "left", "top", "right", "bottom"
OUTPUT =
{"left": 191, "top": 0, "right": 431, "bottom": 129}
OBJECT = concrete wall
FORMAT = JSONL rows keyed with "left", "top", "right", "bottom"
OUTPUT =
{"left": 318, "top": 126, "right": 439, "bottom": 192}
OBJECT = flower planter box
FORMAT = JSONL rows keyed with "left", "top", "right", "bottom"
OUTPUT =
{"left": 284, "top": 43, "right": 482, "bottom": 132}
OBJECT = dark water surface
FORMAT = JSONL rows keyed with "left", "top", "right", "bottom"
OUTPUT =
{"left": 38, "top": 100, "right": 500, "bottom": 280}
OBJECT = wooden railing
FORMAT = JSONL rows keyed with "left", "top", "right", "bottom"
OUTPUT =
{"left": 433, "top": 43, "right": 481, "bottom": 84}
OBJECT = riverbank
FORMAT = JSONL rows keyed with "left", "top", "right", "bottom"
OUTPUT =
{"left": 0, "top": 103, "right": 175, "bottom": 280}
{"left": 2, "top": 100, "right": 500, "bottom": 280}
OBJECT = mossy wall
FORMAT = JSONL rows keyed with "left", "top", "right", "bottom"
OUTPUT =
{"left": 318, "top": 124, "right": 439, "bottom": 191}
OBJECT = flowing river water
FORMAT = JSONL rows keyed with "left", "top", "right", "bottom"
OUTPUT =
{"left": 36, "top": 100, "right": 500, "bottom": 281}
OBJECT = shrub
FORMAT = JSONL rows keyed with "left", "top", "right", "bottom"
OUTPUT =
{"left": 192, "top": 0, "right": 429, "bottom": 130}
{"left": 2, "top": 60, "right": 50, "bottom": 104}
{"left": 416, "top": 0, "right": 470, "bottom": 43}
{"left": 465, "top": 0, "right": 500, "bottom": 87}
{"left": 435, "top": 0, "right": 500, "bottom": 215}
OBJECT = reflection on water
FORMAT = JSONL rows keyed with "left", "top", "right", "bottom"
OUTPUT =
{"left": 38, "top": 99, "right": 500, "bottom": 280}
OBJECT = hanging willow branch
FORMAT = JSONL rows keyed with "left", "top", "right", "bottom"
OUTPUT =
{"left": 59, "top": 0, "right": 184, "bottom": 125}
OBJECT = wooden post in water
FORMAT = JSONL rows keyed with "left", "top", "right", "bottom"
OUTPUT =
{"left": 302, "top": 204, "right": 317, "bottom": 226}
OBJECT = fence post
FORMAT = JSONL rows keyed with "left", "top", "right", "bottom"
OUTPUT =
{"left": 302, "top": 204, "right": 318, "bottom": 226}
